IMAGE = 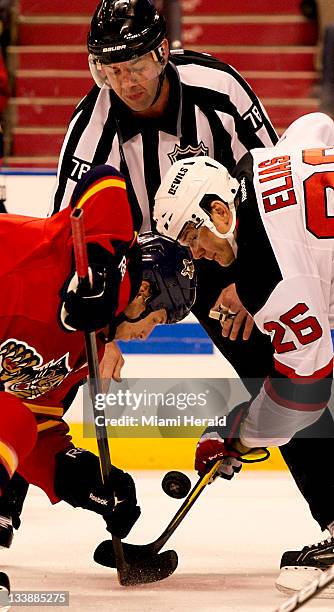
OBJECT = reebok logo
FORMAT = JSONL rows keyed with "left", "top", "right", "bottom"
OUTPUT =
{"left": 168, "top": 167, "right": 189, "bottom": 195}
{"left": 89, "top": 493, "right": 108, "bottom": 506}
{"left": 66, "top": 448, "right": 85, "bottom": 459}
{"left": 240, "top": 177, "right": 247, "bottom": 203}
{"left": 118, "top": 255, "right": 127, "bottom": 280}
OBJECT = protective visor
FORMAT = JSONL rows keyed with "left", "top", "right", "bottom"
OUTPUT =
{"left": 90, "top": 49, "right": 165, "bottom": 88}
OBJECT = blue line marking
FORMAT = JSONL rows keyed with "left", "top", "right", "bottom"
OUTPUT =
{"left": 0, "top": 169, "right": 57, "bottom": 176}
{"left": 118, "top": 323, "right": 213, "bottom": 354}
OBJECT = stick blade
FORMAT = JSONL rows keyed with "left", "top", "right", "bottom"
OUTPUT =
{"left": 94, "top": 540, "right": 154, "bottom": 568}
{"left": 118, "top": 550, "right": 178, "bottom": 586}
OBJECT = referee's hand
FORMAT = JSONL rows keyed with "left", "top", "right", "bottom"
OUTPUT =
{"left": 211, "top": 284, "right": 254, "bottom": 341}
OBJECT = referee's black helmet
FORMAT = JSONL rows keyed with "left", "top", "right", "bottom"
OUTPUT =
{"left": 88, "top": 0, "right": 167, "bottom": 64}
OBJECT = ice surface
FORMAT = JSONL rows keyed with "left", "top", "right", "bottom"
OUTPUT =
{"left": 3, "top": 472, "right": 333, "bottom": 611}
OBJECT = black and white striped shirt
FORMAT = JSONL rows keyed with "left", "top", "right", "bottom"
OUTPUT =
{"left": 52, "top": 49, "right": 278, "bottom": 228}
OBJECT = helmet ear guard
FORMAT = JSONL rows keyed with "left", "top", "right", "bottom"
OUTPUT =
{"left": 88, "top": 54, "right": 109, "bottom": 88}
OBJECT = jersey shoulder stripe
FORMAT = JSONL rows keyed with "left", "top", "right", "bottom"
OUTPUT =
{"left": 74, "top": 177, "right": 126, "bottom": 211}
{"left": 71, "top": 85, "right": 100, "bottom": 121}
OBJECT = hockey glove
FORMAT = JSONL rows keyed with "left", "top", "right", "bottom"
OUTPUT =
{"left": 60, "top": 263, "right": 121, "bottom": 333}
{"left": 107, "top": 465, "right": 141, "bottom": 539}
{"left": 54, "top": 448, "right": 141, "bottom": 539}
{"left": 195, "top": 402, "right": 270, "bottom": 479}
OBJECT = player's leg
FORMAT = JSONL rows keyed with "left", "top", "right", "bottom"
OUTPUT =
{"left": 0, "top": 381, "right": 82, "bottom": 548}
{"left": 0, "top": 571, "right": 10, "bottom": 611}
{"left": 193, "top": 258, "right": 334, "bottom": 590}
{"left": 0, "top": 392, "right": 38, "bottom": 493}
{"left": 276, "top": 408, "right": 334, "bottom": 597}
{"left": 0, "top": 473, "right": 29, "bottom": 548}
{"left": 0, "top": 392, "right": 38, "bottom": 604}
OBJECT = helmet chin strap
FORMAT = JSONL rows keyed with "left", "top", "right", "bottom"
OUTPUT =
{"left": 149, "top": 67, "right": 166, "bottom": 107}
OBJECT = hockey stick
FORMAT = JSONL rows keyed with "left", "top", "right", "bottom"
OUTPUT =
{"left": 273, "top": 564, "right": 334, "bottom": 612}
{"left": 94, "top": 459, "right": 223, "bottom": 567}
{"left": 70, "top": 208, "right": 177, "bottom": 585}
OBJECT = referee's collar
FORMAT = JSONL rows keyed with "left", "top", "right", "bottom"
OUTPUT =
{"left": 109, "top": 62, "right": 182, "bottom": 143}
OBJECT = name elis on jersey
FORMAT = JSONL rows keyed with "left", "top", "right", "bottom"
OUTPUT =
{"left": 258, "top": 155, "right": 297, "bottom": 213}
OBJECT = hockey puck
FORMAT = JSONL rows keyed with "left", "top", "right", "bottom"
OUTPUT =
{"left": 161, "top": 471, "right": 191, "bottom": 499}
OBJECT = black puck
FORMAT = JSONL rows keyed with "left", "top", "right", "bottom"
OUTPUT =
{"left": 161, "top": 471, "right": 191, "bottom": 499}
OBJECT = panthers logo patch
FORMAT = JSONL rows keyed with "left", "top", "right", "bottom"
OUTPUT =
{"left": 0, "top": 339, "right": 71, "bottom": 400}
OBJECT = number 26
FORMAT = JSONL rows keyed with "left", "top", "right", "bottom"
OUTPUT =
{"left": 263, "top": 303, "right": 322, "bottom": 353}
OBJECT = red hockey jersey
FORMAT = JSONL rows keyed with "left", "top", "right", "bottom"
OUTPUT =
{"left": 0, "top": 168, "right": 139, "bottom": 424}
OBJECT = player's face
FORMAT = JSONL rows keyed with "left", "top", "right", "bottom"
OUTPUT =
{"left": 100, "top": 42, "right": 168, "bottom": 112}
{"left": 179, "top": 223, "right": 234, "bottom": 266}
{"left": 115, "top": 280, "right": 167, "bottom": 340}
{"left": 115, "top": 309, "right": 167, "bottom": 341}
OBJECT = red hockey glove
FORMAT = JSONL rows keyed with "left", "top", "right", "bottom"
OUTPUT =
{"left": 195, "top": 403, "right": 270, "bottom": 479}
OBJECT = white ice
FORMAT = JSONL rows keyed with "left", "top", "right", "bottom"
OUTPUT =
{"left": 2, "top": 471, "right": 334, "bottom": 611}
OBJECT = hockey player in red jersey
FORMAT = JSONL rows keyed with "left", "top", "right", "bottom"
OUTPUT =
{"left": 0, "top": 163, "right": 196, "bottom": 594}
{"left": 154, "top": 112, "right": 334, "bottom": 595}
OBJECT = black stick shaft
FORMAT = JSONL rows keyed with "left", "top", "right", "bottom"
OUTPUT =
{"left": 85, "top": 331, "right": 112, "bottom": 479}
{"left": 70, "top": 208, "right": 127, "bottom": 578}
{"left": 71, "top": 209, "right": 112, "bottom": 477}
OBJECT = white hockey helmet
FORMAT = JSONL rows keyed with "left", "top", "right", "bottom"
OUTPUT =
{"left": 154, "top": 156, "right": 240, "bottom": 242}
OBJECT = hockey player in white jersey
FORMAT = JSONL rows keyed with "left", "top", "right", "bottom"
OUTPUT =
{"left": 154, "top": 112, "right": 334, "bottom": 595}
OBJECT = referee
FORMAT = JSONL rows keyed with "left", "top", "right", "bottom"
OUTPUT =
{"left": 52, "top": 0, "right": 277, "bottom": 387}
{"left": 51, "top": 0, "right": 334, "bottom": 559}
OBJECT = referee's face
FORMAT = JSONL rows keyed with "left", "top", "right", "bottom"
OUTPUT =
{"left": 101, "top": 44, "right": 168, "bottom": 112}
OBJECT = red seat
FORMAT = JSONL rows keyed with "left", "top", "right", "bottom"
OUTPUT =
{"left": 183, "top": 21, "right": 317, "bottom": 47}
{"left": 182, "top": 0, "right": 304, "bottom": 16}
{"left": 6, "top": 1, "right": 320, "bottom": 166}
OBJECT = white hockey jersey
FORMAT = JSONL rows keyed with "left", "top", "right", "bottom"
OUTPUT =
{"left": 234, "top": 113, "right": 334, "bottom": 446}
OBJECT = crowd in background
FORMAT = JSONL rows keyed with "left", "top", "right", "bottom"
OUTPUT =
{"left": 0, "top": 0, "right": 10, "bottom": 124}
{"left": 0, "top": 2, "right": 334, "bottom": 152}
